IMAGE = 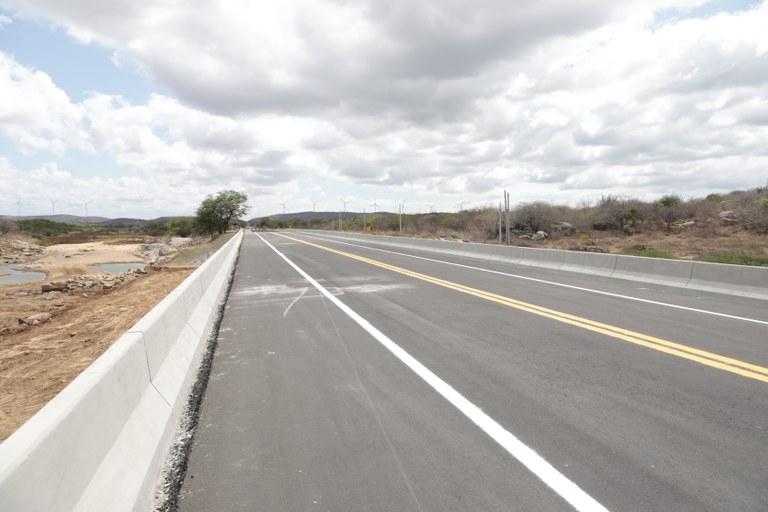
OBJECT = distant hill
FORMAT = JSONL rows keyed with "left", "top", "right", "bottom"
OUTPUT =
{"left": 0, "top": 214, "right": 186, "bottom": 225}
{"left": 251, "top": 211, "right": 395, "bottom": 223}
{"left": 0, "top": 214, "right": 112, "bottom": 224}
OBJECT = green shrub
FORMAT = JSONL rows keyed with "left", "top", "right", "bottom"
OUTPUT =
{"left": 624, "top": 247, "right": 677, "bottom": 259}
{"left": 699, "top": 252, "right": 768, "bottom": 267}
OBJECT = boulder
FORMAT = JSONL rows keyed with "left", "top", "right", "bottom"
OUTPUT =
{"left": 532, "top": 231, "right": 549, "bottom": 241}
{"left": 20, "top": 312, "right": 52, "bottom": 326}
{"left": 718, "top": 211, "right": 738, "bottom": 224}
{"left": 42, "top": 282, "right": 68, "bottom": 293}
{"left": 551, "top": 221, "right": 574, "bottom": 232}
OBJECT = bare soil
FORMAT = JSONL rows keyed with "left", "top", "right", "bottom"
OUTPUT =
{"left": 0, "top": 236, "right": 209, "bottom": 441}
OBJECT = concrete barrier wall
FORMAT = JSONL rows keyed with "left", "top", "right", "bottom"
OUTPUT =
{"left": 611, "top": 255, "right": 694, "bottom": 287}
{"left": 309, "top": 231, "right": 768, "bottom": 300}
{"left": 0, "top": 231, "right": 243, "bottom": 512}
{"left": 688, "top": 260, "right": 768, "bottom": 300}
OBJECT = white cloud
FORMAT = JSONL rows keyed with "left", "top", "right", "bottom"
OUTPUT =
{"left": 0, "top": 53, "right": 91, "bottom": 155}
{"left": 0, "top": 1, "right": 767, "bottom": 217}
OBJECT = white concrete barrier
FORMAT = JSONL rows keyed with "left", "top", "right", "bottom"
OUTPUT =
{"left": 0, "top": 231, "right": 243, "bottom": 512}
{"left": 688, "top": 260, "right": 768, "bottom": 300}
{"left": 611, "top": 255, "right": 694, "bottom": 287}
{"left": 562, "top": 251, "right": 617, "bottom": 277}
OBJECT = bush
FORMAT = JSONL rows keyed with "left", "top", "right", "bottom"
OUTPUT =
{"left": 0, "top": 219, "right": 18, "bottom": 237}
{"left": 593, "top": 195, "right": 635, "bottom": 232}
{"left": 513, "top": 201, "right": 557, "bottom": 233}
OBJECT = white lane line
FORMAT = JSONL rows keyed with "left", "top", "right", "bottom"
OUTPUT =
{"left": 297, "top": 233, "right": 768, "bottom": 327}
{"left": 256, "top": 233, "right": 609, "bottom": 512}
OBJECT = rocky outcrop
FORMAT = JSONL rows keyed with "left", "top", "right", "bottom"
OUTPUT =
{"left": 40, "top": 268, "right": 148, "bottom": 293}
{"left": 0, "top": 241, "right": 45, "bottom": 265}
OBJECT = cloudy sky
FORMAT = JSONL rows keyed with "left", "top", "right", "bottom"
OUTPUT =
{"left": 0, "top": 0, "right": 766, "bottom": 219}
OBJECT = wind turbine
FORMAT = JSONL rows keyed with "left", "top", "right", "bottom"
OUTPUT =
{"left": 15, "top": 200, "right": 22, "bottom": 217}
{"left": 280, "top": 201, "right": 287, "bottom": 215}
{"left": 311, "top": 199, "right": 320, "bottom": 211}
{"left": 456, "top": 201, "right": 465, "bottom": 212}
{"left": 369, "top": 199, "right": 380, "bottom": 231}
{"left": 426, "top": 203, "right": 435, "bottom": 213}
{"left": 51, "top": 199, "right": 57, "bottom": 216}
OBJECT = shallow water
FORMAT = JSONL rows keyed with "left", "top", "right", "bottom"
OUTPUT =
{"left": 0, "top": 263, "right": 47, "bottom": 285}
{"left": 95, "top": 262, "right": 147, "bottom": 274}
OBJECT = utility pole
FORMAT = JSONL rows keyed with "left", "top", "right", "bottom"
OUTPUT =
{"left": 498, "top": 202, "right": 502, "bottom": 244}
{"left": 396, "top": 201, "right": 405, "bottom": 234}
{"left": 363, "top": 208, "right": 367, "bottom": 232}
{"left": 370, "top": 199, "right": 379, "bottom": 232}
{"left": 504, "top": 190, "right": 511, "bottom": 245}
{"left": 340, "top": 200, "right": 351, "bottom": 231}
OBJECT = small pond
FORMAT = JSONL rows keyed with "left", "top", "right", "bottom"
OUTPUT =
{"left": 0, "top": 263, "right": 47, "bottom": 285}
{"left": 95, "top": 262, "right": 147, "bottom": 275}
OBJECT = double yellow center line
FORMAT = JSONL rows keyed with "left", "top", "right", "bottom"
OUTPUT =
{"left": 276, "top": 233, "right": 768, "bottom": 384}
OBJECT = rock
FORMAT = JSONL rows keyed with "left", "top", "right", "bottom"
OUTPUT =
{"left": 518, "top": 234, "right": 532, "bottom": 240}
{"left": 21, "top": 312, "right": 52, "bottom": 326}
{"left": 532, "top": 231, "right": 549, "bottom": 241}
{"left": 718, "top": 211, "right": 738, "bottom": 223}
{"left": 593, "top": 221, "right": 619, "bottom": 231}
{"left": 551, "top": 221, "right": 574, "bottom": 233}
{"left": 42, "top": 282, "right": 68, "bottom": 293}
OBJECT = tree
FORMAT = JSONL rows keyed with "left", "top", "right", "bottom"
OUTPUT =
{"left": 194, "top": 190, "right": 251, "bottom": 235}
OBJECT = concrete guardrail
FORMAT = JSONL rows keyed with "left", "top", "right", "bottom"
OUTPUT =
{"left": 0, "top": 231, "right": 243, "bottom": 512}
{"left": 309, "top": 231, "right": 768, "bottom": 300}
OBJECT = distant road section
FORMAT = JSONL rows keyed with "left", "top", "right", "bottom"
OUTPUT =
{"left": 178, "top": 231, "right": 768, "bottom": 511}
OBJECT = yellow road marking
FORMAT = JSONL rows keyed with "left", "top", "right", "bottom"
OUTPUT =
{"left": 274, "top": 233, "right": 768, "bottom": 384}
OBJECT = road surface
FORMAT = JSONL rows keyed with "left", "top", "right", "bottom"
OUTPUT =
{"left": 177, "top": 231, "right": 768, "bottom": 511}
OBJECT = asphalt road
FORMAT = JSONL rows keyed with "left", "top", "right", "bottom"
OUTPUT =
{"left": 177, "top": 231, "right": 768, "bottom": 512}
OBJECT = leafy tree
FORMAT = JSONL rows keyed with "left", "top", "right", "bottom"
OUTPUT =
{"left": 169, "top": 217, "right": 195, "bottom": 237}
{"left": 194, "top": 190, "right": 251, "bottom": 235}
{"left": 655, "top": 194, "right": 681, "bottom": 208}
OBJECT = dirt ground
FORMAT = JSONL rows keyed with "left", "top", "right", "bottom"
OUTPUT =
{"left": 0, "top": 237, "right": 202, "bottom": 442}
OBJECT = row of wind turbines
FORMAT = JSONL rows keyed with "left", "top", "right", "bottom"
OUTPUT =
{"left": 277, "top": 199, "right": 467, "bottom": 215}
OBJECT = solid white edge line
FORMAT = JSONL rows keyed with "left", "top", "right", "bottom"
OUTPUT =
{"left": 256, "top": 233, "right": 610, "bottom": 512}
{"left": 296, "top": 232, "right": 768, "bottom": 327}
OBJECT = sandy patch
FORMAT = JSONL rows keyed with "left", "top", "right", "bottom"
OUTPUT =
{"left": 18, "top": 242, "right": 147, "bottom": 282}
